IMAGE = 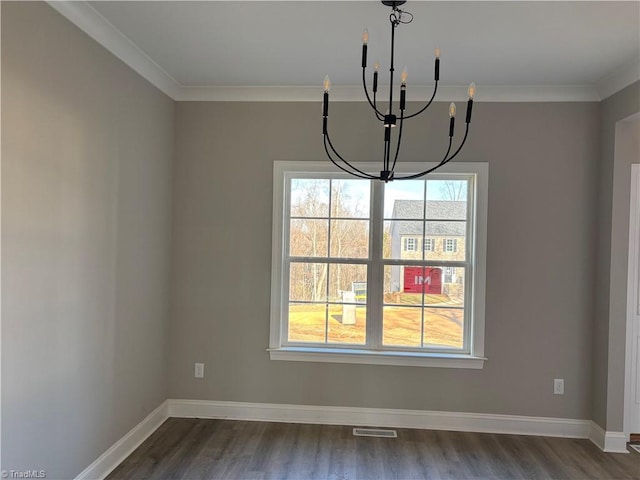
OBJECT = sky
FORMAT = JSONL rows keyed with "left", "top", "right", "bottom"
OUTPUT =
{"left": 291, "top": 177, "right": 468, "bottom": 218}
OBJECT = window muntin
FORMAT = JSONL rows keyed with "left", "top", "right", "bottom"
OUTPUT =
{"left": 271, "top": 162, "right": 488, "bottom": 367}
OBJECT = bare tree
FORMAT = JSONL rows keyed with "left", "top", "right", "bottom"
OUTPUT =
{"left": 439, "top": 181, "right": 466, "bottom": 201}
{"left": 290, "top": 179, "right": 369, "bottom": 303}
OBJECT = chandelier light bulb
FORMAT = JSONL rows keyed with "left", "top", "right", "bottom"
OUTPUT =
{"left": 468, "top": 82, "right": 476, "bottom": 99}
{"left": 401, "top": 66, "right": 408, "bottom": 85}
{"left": 324, "top": 75, "right": 331, "bottom": 92}
{"left": 435, "top": 47, "right": 441, "bottom": 59}
{"left": 449, "top": 102, "right": 456, "bottom": 118}
{"left": 374, "top": 61, "right": 380, "bottom": 72}
{"left": 362, "top": 29, "right": 369, "bottom": 45}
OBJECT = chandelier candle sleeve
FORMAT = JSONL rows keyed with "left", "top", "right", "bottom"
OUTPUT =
{"left": 449, "top": 102, "right": 456, "bottom": 137}
{"left": 362, "top": 29, "right": 368, "bottom": 68}
{"left": 373, "top": 62, "right": 379, "bottom": 93}
{"left": 466, "top": 82, "right": 475, "bottom": 124}
{"left": 323, "top": 75, "right": 330, "bottom": 134}
{"left": 435, "top": 48, "right": 440, "bottom": 81}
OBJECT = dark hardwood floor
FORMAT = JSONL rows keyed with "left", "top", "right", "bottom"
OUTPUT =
{"left": 107, "top": 418, "right": 639, "bottom": 479}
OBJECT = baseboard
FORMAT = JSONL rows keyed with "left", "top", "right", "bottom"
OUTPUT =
{"left": 589, "top": 422, "right": 629, "bottom": 453}
{"left": 74, "top": 398, "right": 624, "bottom": 478}
{"left": 167, "top": 399, "right": 591, "bottom": 440}
{"left": 75, "top": 400, "right": 169, "bottom": 480}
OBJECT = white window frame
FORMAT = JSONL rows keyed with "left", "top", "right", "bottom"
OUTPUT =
{"left": 269, "top": 161, "right": 488, "bottom": 369}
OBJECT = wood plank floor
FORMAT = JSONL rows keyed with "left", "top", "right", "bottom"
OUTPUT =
{"left": 106, "top": 418, "right": 640, "bottom": 480}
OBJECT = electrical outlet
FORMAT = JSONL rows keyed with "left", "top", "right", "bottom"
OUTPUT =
{"left": 194, "top": 363, "right": 204, "bottom": 378}
{"left": 554, "top": 378, "right": 564, "bottom": 395}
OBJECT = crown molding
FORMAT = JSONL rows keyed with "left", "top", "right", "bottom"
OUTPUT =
{"left": 596, "top": 56, "right": 640, "bottom": 100}
{"left": 46, "top": 0, "right": 181, "bottom": 99}
{"left": 176, "top": 84, "right": 600, "bottom": 102}
{"left": 47, "top": 1, "right": 628, "bottom": 103}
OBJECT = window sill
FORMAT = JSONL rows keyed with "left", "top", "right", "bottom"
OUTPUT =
{"left": 268, "top": 347, "right": 486, "bottom": 369}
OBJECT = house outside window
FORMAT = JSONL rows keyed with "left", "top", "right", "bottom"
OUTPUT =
{"left": 270, "top": 161, "right": 488, "bottom": 368}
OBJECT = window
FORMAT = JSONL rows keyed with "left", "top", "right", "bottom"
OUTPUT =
{"left": 270, "top": 161, "right": 488, "bottom": 368}
{"left": 444, "top": 238, "right": 458, "bottom": 253}
{"left": 403, "top": 238, "right": 417, "bottom": 251}
{"left": 423, "top": 238, "right": 434, "bottom": 252}
{"left": 443, "top": 267, "right": 456, "bottom": 283}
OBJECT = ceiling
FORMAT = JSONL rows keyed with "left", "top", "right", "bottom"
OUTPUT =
{"left": 50, "top": 1, "right": 640, "bottom": 101}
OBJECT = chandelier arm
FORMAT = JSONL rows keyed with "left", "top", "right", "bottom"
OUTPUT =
{"left": 390, "top": 112, "right": 405, "bottom": 172}
{"left": 392, "top": 137, "right": 453, "bottom": 180}
{"left": 324, "top": 136, "right": 376, "bottom": 180}
{"left": 402, "top": 81, "right": 439, "bottom": 120}
{"left": 324, "top": 134, "right": 377, "bottom": 179}
{"left": 362, "top": 68, "right": 385, "bottom": 120}
{"left": 442, "top": 123, "right": 470, "bottom": 163}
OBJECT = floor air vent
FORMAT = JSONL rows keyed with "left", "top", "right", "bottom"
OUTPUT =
{"left": 353, "top": 428, "right": 397, "bottom": 438}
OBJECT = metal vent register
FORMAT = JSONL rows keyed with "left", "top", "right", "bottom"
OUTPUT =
{"left": 352, "top": 428, "right": 398, "bottom": 438}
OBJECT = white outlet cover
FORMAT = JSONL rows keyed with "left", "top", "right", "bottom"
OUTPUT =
{"left": 195, "top": 363, "right": 204, "bottom": 378}
{"left": 554, "top": 378, "right": 564, "bottom": 395}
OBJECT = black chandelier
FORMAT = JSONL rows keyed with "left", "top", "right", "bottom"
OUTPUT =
{"left": 322, "top": 0, "right": 476, "bottom": 182}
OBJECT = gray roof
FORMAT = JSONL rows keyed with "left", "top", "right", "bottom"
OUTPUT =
{"left": 390, "top": 200, "right": 467, "bottom": 237}
{"left": 391, "top": 200, "right": 467, "bottom": 220}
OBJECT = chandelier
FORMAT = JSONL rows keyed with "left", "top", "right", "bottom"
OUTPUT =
{"left": 322, "top": 0, "right": 476, "bottom": 182}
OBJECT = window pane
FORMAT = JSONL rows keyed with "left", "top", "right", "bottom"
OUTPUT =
{"left": 289, "top": 262, "right": 327, "bottom": 302}
{"left": 384, "top": 265, "right": 465, "bottom": 306}
{"left": 290, "top": 219, "right": 328, "bottom": 257}
{"left": 384, "top": 180, "right": 425, "bottom": 219}
{"left": 384, "top": 266, "right": 448, "bottom": 305}
{"left": 423, "top": 307, "right": 464, "bottom": 349}
{"left": 424, "top": 221, "right": 466, "bottom": 261}
{"left": 439, "top": 266, "right": 465, "bottom": 307}
{"left": 328, "top": 263, "right": 368, "bottom": 302}
{"left": 290, "top": 179, "right": 329, "bottom": 217}
{"left": 330, "top": 220, "right": 369, "bottom": 258}
{"left": 382, "top": 306, "right": 421, "bottom": 347}
{"left": 384, "top": 220, "right": 424, "bottom": 259}
{"left": 328, "top": 304, "right": 366, "bottom": 345}
{"left": 426, "top": 179, "right": 468, "bottom": 203}
{"left": 331, "top": 179, "right": 370, "bottom": 218}
{"left": 288, "top": 303, "right": 327, "bottom": 343}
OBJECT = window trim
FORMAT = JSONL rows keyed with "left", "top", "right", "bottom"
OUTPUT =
{"left": 270, "top": 161, "right": 488, "bottom": 368}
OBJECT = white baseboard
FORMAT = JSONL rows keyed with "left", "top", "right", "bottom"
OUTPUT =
{"left": 589, "top": 422, "right": 629, "bottom": 453}
{"left": 74, "top": 398, "right": 627, "bottom": 479}
{"left": 167, "top": 399, "right": 591, "bottom": 440}
{"left": 75, "top": 400, "right": 169, "bottom": 480}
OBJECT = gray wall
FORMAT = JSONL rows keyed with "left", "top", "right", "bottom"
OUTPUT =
{"left": 592, "top": 81, "right": 640, "bottom": 430}
{"left": 2, "top": 3, "right": 174, "bottom": 478}
{"left": 169, "top": 100, "right": 600, "bottom": 420}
